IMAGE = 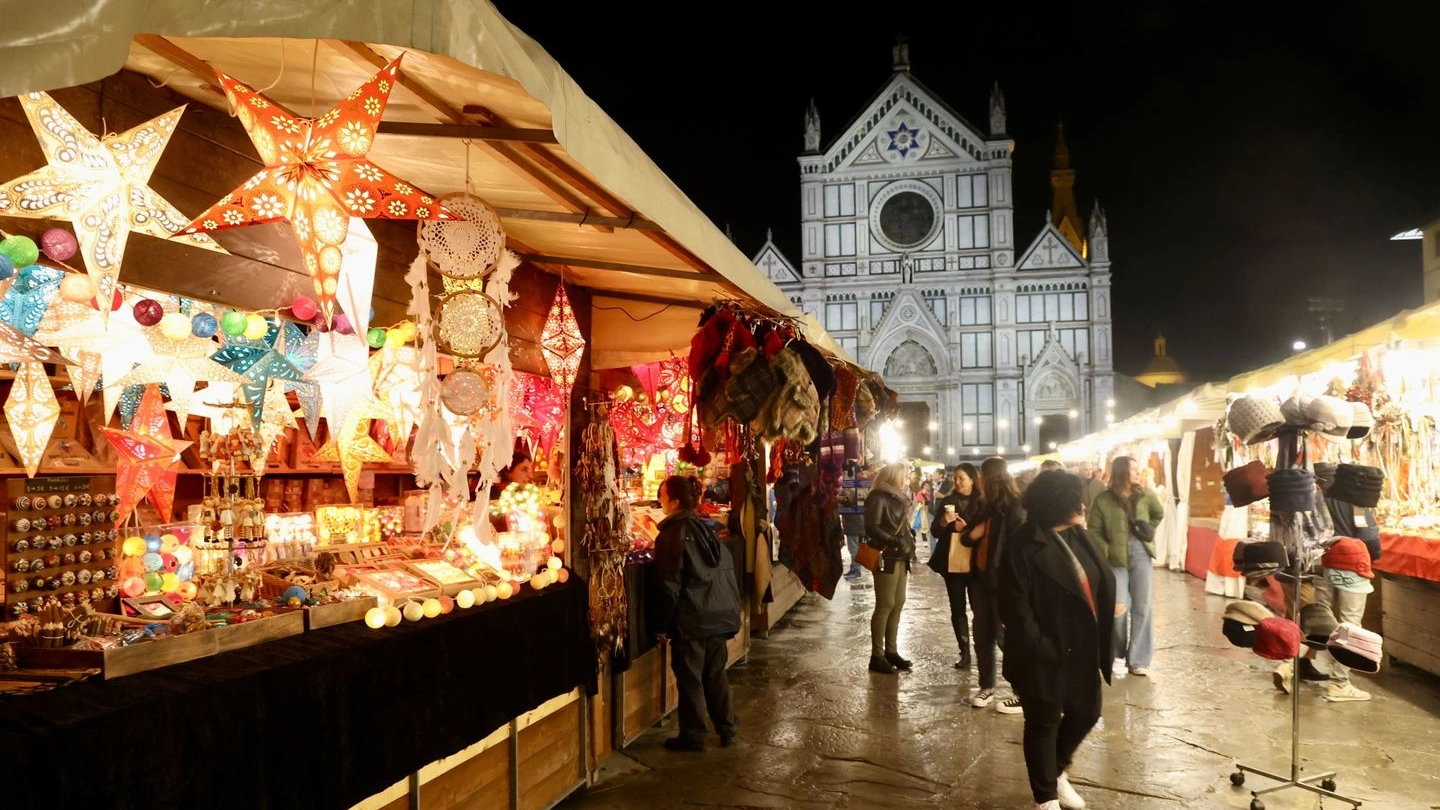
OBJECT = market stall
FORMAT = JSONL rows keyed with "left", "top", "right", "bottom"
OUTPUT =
{"left": 0, "top": 2, "right": 856, "bottom": 807}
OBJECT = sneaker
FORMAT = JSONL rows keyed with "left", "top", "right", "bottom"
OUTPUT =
{"left": 1128, "top": 667, "right": 1149, "bottom": 677}
{"left": 1056, "top": 773, "right": 1086, "bottom": 809}
{"left": 1036, "top": 801, "right": 1062, "bottom": 810}
{"left": 662, "top": 736, "right": 704, "bottom": 752}
{"left": 1325, "top": 683, "right": 1372, "bottom": 702}
{"left": 1272, "top": 661, "right": 1293, "bottom": 694}
{"left": 843, "top": 569, "right": 862, "bottom": 580}
{"left": 970, "top": 688, "right": 996, "bottom": 708}
{"left": 996, "top": 697, "right": 1024, "bottom": 715}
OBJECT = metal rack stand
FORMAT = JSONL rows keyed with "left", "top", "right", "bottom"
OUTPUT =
{"left": 1228, "top": 428, "right": 1362, "bottom": 810}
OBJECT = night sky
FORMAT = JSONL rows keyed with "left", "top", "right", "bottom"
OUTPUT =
{"left": 492, "top": 2, "right": 1440, "bottom": 382}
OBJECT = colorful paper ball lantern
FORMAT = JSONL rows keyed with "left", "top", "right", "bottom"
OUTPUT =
{"left": 144, "top": 571, "right": 163, "bottom": 592}
{"left": 547, "top": 556, "right": 563, "bottom": 572}
{"left": 496, "top": 581, "right": 514, "bottom": 600}
{"left": 40, "top": 228, "right": 77, "bottom": 261}
{"left": 551, "top": 539, "right": 566, "bottom": 555}
{"left": 142, "top": 552, "right": 162, "bottom": 572}
{"left": 57, "top": 273, "right": 90, "bottom": 301}
{"left": 221, "top": 311, "right": 248, "bottom": 336}
{"left": 176, "top": 562, "right": 195, "bottom": 582}
{"left": 384, "top": 329, "right": 406, "bottom": 349}
{"left": 0, "top": 235, "right": 39, "bottom": 268}
{"left": 160, "top": 533, "right": 180, "bottom": 553}
{"left": 158, "top": 312, "right": 191, "bottom": 342}
{"left": 290, "top": 296, "right": 318, "bottom": 321}
{"left": 121, "top": 536, "right": 146, "bottom": 557}
{"left": 0, "top": 254, "right": 13, "bottom": 280}
{"left": 191, "top": 311, "right": 219, "bottom": 338}
{"left": 172, "top": 545, "right": 193, "bottom": 566}
{"left": 133, "top": 299, "right": 164, "bottom": 326}
{"left": 364, "top": 606, "right": 387, "bottom": 629}
{"left": 144, "top": 534, "right": 163, "bottom": 552}
{"left": 422, "top": 597, "right": 443, "bottom": 618}
{"left": 438, "top": 594, "right": 455, "bottom": 614}
{"left": 243, "top": 313, "right": 268, "bottom": 340}
{"left": 333, "top": 313, "right": 354, "bottom": 335}
{"left": 365, "top": 327, "right": 386, "bottom": 349}
{"left": 118, "top": 557, "right": 144, "bottom": 579}
{"left": 121, "top": 576, "right": 146, "bottom": 598}
{"left": 177, "top": 580, "right": 198, "bottom": 601}
{"left": 402, "top": 601, "right": 424, "bottom": 622}
{"left": 282, "top": 585, "right": 308, "bottom": 603}
{"left": 384, "top": 605, "right": 402, "bottom": 627}
{"left": 556, "top": 567, "right": 570, "bottom": 583}
{"left": 160, "top": 572, "right": 180, "bottom": 593}
{"left": 530, "top": 576, "right": 546, "bottom": 590}
{"left": 455, "top": 589, "right": 476, "bottom": 609}
{"left": 395, "top": 321, "right": 418, "bottom": 342}
{"left": 483, "top": 585, "right": 498, "bottom": 603}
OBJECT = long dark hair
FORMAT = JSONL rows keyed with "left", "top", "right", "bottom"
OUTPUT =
{"left": 977, "top": 456, "right": 1019, "bottom": 518}
{"left": 1109, "top": 456, "right": 1136, "bottom": 498}
{"left": 953, "top": 463, "right": 980, "bottom": 500}
{"left": 660, "top": 475, "right": 702, "bottom": 511}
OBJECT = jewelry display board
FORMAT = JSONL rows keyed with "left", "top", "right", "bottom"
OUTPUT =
{"left": 2, "top": 475, "right": 119, "bottom": 618}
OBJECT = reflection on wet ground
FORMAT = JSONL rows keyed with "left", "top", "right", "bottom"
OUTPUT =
{"left": 560, "top": 559, "right": 1440, "bottom": 809}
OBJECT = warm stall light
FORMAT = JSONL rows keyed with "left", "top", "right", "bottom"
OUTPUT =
{"left": 1033, "top": 416, "right": 1043, "bottom": 425}
{"left": 922, "top": 446, "right": 932, "bottom": 455}
{"left": 927, "top": 421, "right": 939, "bottom": 431}
{"left": 877, "top": 419, "right": 904, "bottom": 463}
{"left": 945, "top": 447, "right": 956, "bottom": 455}
{"left": 1068, "top": 409, "right": 1078, "bottom": 418}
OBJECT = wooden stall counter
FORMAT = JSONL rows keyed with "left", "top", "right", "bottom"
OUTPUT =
{"left": 1377, "top": 531, "right": 1440, "bottom": 679}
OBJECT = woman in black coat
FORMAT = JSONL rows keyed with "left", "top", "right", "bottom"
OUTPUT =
{"left": 963, "top": 456, "right": 1026, "bottom": 710}
{"left": 999, "top": 470, "right": 1116, "bottom": 810}
{"left": 863, "top": 462, "right": 917, "bottom": 674}
{"left": 928, "top": 463, "right": 980, "bottom": 668}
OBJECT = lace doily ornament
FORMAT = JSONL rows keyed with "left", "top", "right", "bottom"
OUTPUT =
{"left": 435, "top": 290, "right": 504, "bottom": 358}
{"left": 418, "top": 193, "right": 505, "bottom": 279}
{"left": 441, "top": 368, "right": 491, "bottom": 416}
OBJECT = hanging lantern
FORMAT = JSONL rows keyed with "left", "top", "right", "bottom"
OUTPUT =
{"left": 540, "top": 283, "right": 584, "bottom": 393}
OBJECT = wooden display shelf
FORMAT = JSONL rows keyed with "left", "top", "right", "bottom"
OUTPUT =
{"left": 304, "top": 596, "right": 379, "bottom": 631}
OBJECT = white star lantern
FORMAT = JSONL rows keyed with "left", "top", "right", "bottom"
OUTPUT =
{"left": 5, "top": 362, "right": 62, "bottom": 477}
{"left": 0, "top": 92, "right": 227, "bottom": 314}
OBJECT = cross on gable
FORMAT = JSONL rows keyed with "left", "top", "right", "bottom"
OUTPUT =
{"left": 1040, "top": 236, "right": 1061, "bottom": 265}
{"left": 761, "top": 254, "right": 779, "bottom": 274}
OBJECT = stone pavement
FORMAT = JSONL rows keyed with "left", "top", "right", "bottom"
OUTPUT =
{"left": 559, "top": 555, "right": 1440, "bottom": 809}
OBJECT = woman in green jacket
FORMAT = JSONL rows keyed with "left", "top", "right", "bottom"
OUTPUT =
{"left": 1087, "top": 456, "right": 1164, "bottom": 676}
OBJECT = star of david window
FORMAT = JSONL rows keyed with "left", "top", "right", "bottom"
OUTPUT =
{"left": 886, "top": 122, "right": 922, "bottom": 157}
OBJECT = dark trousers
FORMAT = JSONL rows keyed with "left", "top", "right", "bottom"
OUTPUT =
{"left": 670, "top": 635, "right": 738, "bottom": 744}
{"left": 1020, "top": 672, "right": 1102, "bottom": 803}
{"left": 942, "top": 573, "right": 971, "bottom": 658}
{"left": 967, "top": 574, "right": 1002, "bottom": 688}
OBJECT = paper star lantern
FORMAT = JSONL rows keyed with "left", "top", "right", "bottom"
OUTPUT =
{"left": 210, "top": 325, "right": 305, "bottom": 424}
{"left": 98, "top": 384, "right": 192, "bottom": 523}
{"left": 0, "top": 264, "right": 62, "bottom": 336}
{"left": 312, "top": 416, "right": 392, "bottom": 503}
{"left": 178, "top": 56, "right": 454, "bottom": 322}
{"left": 111, "top": 342, "right": 248, "bottom": 425}
{"left": 540, "top": 283, "right": 584, "bottom": 394}
{"left": 370, "top": 345, "right": 423, "bottom": 443}
{"left": 4, "top": 362, "right": 62, "bottom": 477}
{"left": 255, "top": 379, "right": 298, "bottom": 454}
{"left": 0, "top": 319, "right": 72, "bottom": 365}
{"left": 44, "top": 305, "right": 155, "bottom": 425}
{"left": 0, "top": 92, "right": 227, "bottom": 312}
{"left": 305, "top": 331, "right": 380, "bottom": 437}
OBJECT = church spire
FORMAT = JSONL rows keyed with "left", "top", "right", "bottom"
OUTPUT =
{"left": 803, "top": 98, "right": 821, "bottom": 153}
{"left": 1088, "top": 200, "right": 1109, "bottom": 264}
{"left": 989, "top": 82, "right": 1006, "bottom": 136}
{"left": 892, "top": 35, "right": 910, "bottom": 73}
{"left": 1050, "top": 122, "right": 1083, "bottom": 254}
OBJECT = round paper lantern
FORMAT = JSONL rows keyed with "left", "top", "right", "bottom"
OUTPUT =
{"left": 243, "top": 313, "right": 268, "bottom": 340}
{"left": 121, "top": 536, "right": 146, "bottom": 557}
{"left": 483, "top": 585, "right": 498, "bottom": 603}
{"left": 0, "top": 255, "right": 14, "bottom": 281}
{"left": 144, "top": 571, "right": 163, "bottom": 592}
{"left": 0, "top": 235, "right": 39, "bottom": 268}
{"left": 530, "top": 576, "right": 546, "bottom": 590}
{"left": 191, "top": 311, "right": 219, "bottom": 338}
{"left": 118, "top": 558, "right": 144, "bottom": 580}
{"left": 58, "top": 273, "right": 91, "bottom": 301}
{"left": 438, "top": 594, "right": 456, "bottom": 614}
{"left": 40, "top": 228, "right": 77, "bottom": 261}
{"left": 365, "top": 326, "right": 386, "bottom": 349}
{"left": 144, "top": 534, "right": 163, "bottom": 553}
{"left": 160, "top": 572, "right": 180, "bottom": 593}
{"left": 496, "top": 581, "right": 514, "bottom": 600}
{"left": 177, "top": 580, "right": 198, "bottom": 601}
{"left": 384, "top": 329, "right": 406, "bottom": 350}
{"left": 384, "top": 605, "right": 403, "bottom": 627}
{"left": 456, "top": 589, "right": 476, "bottom": 609}
{"left": 556, "top": 567, "right": 570, "bottom": 583}
{"left": 396, "top": 321, "right": 418, "bottom": 341}
{"left": 422, "top": 597, "right": 443, "bottom": 618}
{"left": 402, "top": 601, "right": 424, "bottom": 622}
{"left": 159, "top": 312, "right": 192, "bottom": 341}
{"left": 290, "top": 295, "right": 318, "bottom": 321}
{"left": 121, "top": 576, "right": 146, "bottom": 598}
{"left": 142, "top": 552, "right": 162, "bottom": 572}
{"left": 133, "top": 299, "right": 164, "bottom": 326}
{"left": 282, "top": 585, "right": 308, "bottom": 604}
{"left": 221, "top": 311, "right": 248, "bottom": 336}
{"left": 176, "top": 562, "right": 195, "bottom": 582}
{"left": 551, "top": 539, "right": 566, "bottom": 555}
{"left": 333, "top": 313, "right": 354, "bottom": 335}
{"left": 172, "top": 545, "right": 193, "bottom": 566}
{"left": 547, "top": 556, "right": 563, "bottom": 572}
{"left": 441, "top": 369, "right": 489, "bottom": 415}
{"left": 160, "top": 533, "right": 180, "bottom": 553}
{"left": 365, "top": 606, "right": 387, "bottom": 629}
{"left": 89, "top": 289, "right": 123, "bottom": 311}
{"left": 161, "top": 553, "right": 178, "bottom": 572}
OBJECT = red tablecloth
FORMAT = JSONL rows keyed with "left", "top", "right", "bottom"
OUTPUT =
{"left": 1185, "top": 525, "right": 1221, "bottom": 580}
{"left": 1377, "top": 532, "right": 1440, "bottom": 583}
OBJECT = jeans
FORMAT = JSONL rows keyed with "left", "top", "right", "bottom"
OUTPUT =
{"left": 1020, "top": 671, "right": 1102, "bottom": 803}
{"left": 670, "top": 635, "right": 738, "bottom": 744}
{"left": 1322, "top": 584, "right": 1368, "bottom": 688}
{"left": 967, "top": 574, "right": 1001, "bottom": 688}
{"left": 845, "top": 534, "right": 862, "bottom": 576}
{"left": 942, "top": 573, "right": 971, "bottom": 659}
{"left": 871, "top": 564, "right": 910, "bottom": 657}
{"left": 1112, "top": 536, "right": 1154, "bottom": 668}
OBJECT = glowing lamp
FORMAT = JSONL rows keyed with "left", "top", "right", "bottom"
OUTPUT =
{"left": 540, "top": 283, "right": 584, "bottom": 393}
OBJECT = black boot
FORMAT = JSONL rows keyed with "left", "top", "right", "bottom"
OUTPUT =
{"left": 1298, "top": 658, "right": 1328, "bottom": 682}
{"left": 869, "top": 655, "right": 898, "bottom": 674}
{"left": 954, "top": 648, "right": 972, "bottom": 670}
{"left": 884, "top": 651, "right": 913, "bottom": 670}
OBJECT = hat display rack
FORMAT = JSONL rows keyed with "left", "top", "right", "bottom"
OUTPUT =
{"left": 1227, "top": 423, "right": 1363, "bottom": 810}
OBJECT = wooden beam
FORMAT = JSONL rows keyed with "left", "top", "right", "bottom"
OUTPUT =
{"left": 516, "top": 253, "right": 707, "bottom": 282}
{"left": 375, "top": 121, "right": 557, "bottom": 143}
{"left": 493, "top": 207, "right": 661, "bottom": 231}
{"left": 323, "top": 39, "right": 605, "bottom": 228}
{"left": 592, "top": 290, "right": 708, "bottom": 310}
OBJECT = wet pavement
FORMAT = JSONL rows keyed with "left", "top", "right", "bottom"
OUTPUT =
{"left": 560, "top": 554, "right": 1440, "bottom": 809}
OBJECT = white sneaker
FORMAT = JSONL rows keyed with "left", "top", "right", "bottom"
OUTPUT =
{"left": 1272, "top": 661, "right": 1293, "bottom": 694}
{"left": 1035, "top": 801, "right": 1062, "bottom": 810}
{"left": 970, "top": 688, "right": 996, "bottom": 708}
{"left": 1128, "top": 667, "right": 1149, "bottom": 677}
{"left": 1325, "top": 683, "right": 1372, "bottom": 702}
{"left": 996, "top": 696, "right": 1024, "bottom": 715}
{"left": 1056, "top": 772, "right": 1086, "bottom": 809}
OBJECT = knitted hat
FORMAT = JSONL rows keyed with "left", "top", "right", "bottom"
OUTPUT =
{"left": 1330, "top": 464, "right": 1384, "bottom": 508}
{"left": 1313, "top": 462, "right": 1337, "bottom": 489}
{"left": 1223, "top": 599, "right": 1276, "bottom": 626}
{"left": 1322, "top": 536, "right": 1375, "bottom": 579}
{"left": 1327, "top": 621, "right": 1383, "bottom": 674}
{"left": 1254, "top": 617, "right": 1303, "bottom": 661}
{"left": 1267, "top": 468, "right": 1316, "bottom": 513}
{"left": 1300, "top": 603, "right": 1339, "bottom": 651}
{"left": 1347, "top": 402, "right": 1374, "bottom": 440}
{"left": 791, "top": 340, "right": 837, "bottom": 405}
{"left": 1222, "top": 617, "right": 1256, "bottom": 648}
{"left": 1223, "top": 460, "right": 1270, "bottom": 506}
{"left": 1228, "top": 396, "right": 1285, "bottom": 445}
{"left": 830, "top": 364, "right": 859, "bottom": 431}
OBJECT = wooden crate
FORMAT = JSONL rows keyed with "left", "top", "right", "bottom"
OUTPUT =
{"left": 1380, "top": 572, "right": 1440, "bottom": 677}
{"left": 517, "top": 697, "right": 585, "bottom": 810}
{"left": 620, "top": 645, "right": 667, "bottom": 744}
{"left": 305, "top": 596, "right": 379, "bottom": 631}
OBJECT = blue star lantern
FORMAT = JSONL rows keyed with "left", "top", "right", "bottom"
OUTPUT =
{"left": 886, "top": 122, "right": 922, "bottom": 157}
{"left": 209, "top": 321, "right": 305, "bottom": 424}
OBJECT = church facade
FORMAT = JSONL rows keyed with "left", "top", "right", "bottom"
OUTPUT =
{"left": 754, "top": 41, "right": 1116, "bottom": 459}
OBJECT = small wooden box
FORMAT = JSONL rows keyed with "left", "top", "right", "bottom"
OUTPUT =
{"left": 304, "top": 596, "right": 379, "bottom": 630}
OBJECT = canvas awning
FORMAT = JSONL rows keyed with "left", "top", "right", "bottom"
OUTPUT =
{"left": 0, "top": 0, "right": 847, "bottom": 369}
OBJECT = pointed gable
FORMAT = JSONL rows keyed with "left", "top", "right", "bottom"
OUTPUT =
{"left": 1016, "top": 224, "right": 1087, "bottom": 271}
{"left": 822, "top": 73, "right": 997, "bottom": 175}
{"left": 751, "top": 234, "right": 800, "bottom": 285}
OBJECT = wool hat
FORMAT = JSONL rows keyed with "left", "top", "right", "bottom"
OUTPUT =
{"left": 1223, "top": 460, "right": 1271, "bottom": 507}
{"left": 1254, "top": 617, "right": 1303, "bottom": 661}
{"left": 1327, "top": 621, "right": 1383, "bottom": 674}
{"left": 1222, "top": 617, "right": 1256, "bottom": 648}
{"left": 1313, "top": 462, "right": 1337, "bottom": 489}
{"left": 1228, "top": 396, "right": 1285, "bottom": 445}
{"left": 1305, "top": 395, "right": 1354, "bottom": 436}
{"left": 791, "top": 339, "right": 837, "bottom": 405}
{"left": 1223, "top": 599, "right": 1276, "bottom": 626}
{"left": 1327, "top": 568, "right": 1376, "bottom": 594}
{"left": 1330, "top": 464, "right": 1384, "bottom": 508}
{"left": 1347, "top": 402, "right": 1374, "bottom": 440}
{"left": 1300, "top": 603, "right": 1339, "bottom": 651}
{"left": 1322, "top": 536, "right": 1375, "bottom": 579}
{"left": 1267, "top": 468, "right": 1316, "bottom": 513}
{"left": 1235, "top": 540, "right": 1289, "bottom": 577}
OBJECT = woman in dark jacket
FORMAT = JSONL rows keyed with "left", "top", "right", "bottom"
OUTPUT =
{"left": 650, "top": 475, "right": 743, "bottom": 752}
{"left": 928, "top": 463, "right": 980, "bottom": 668}
{"left": 964, "top": 456, "right": 1026, "bottom": 711}
{"left": 1000, "top": 469, "right": 1116, "bottom": 810}
{"left": 863, "top": 462, "right": 916, "bottom": 674}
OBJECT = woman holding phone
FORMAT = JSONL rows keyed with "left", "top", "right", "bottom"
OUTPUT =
{"left": 929, "top": 463, "right": 980, "bottom": 669}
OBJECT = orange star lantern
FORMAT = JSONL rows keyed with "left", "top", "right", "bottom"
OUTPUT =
{"left": 540, "top": 283, "right": 584, "bottom": 394}
{"left": 98, "top": 384, "right": 192, "bottom": 524}
{"left": 178, "top": 56, "right": 455, "bottom": 321}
